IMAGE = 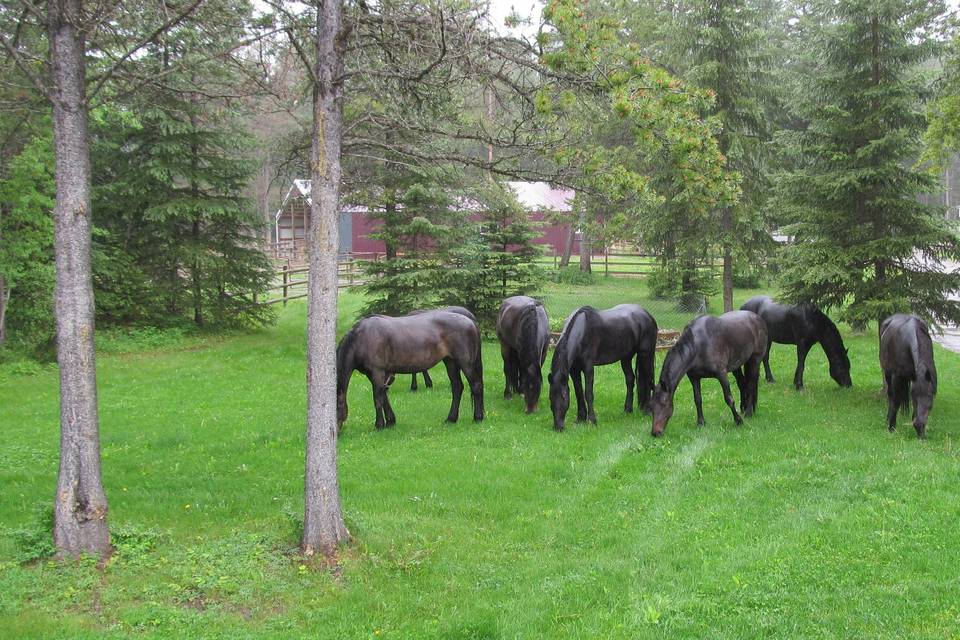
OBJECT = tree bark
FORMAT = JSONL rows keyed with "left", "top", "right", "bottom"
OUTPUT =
{"left": 49, "top": 0, "right": 110, "bottom": 558}
{"left": 577, "top": 209, "right": 590, "bottom": 273}
{"left": 559, "top": 224, "right": 574, "bottom": 267}
{"left": 0, "top": 275, "right": 8, "bottom": 346}
{"left": 302, "top": 0, "right": 349, "bottom": 558}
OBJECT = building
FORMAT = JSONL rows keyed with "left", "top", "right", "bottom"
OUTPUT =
{"left": 270, "top": 180, "right": 578, "bottom": 261}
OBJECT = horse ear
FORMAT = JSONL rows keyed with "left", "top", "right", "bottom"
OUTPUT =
{"left": 845, "top": 348, "right": 849, "bottom": 355}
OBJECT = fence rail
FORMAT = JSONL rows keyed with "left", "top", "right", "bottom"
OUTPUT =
{"left": 259, "top": 254, "right": 377, "bottom": 306}
{"left": 256, "top": 248, "right": 723, "bottom": 305}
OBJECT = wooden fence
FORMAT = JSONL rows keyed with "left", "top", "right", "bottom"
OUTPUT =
{"left": 258, "top": 253, "right": 380, "bottom": 306}
{"left": 544, "top": 251, "right": 723, "bottom": 278}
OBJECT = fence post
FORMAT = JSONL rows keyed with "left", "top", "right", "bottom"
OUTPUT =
{"left": 605, "top": 248, "right": 609, "bottom": 277}
{"left": 282, "top": 264, "right": 289, "bottom": 306}
{"left": 348, "top": 259, "right": 355, "bottom": 286}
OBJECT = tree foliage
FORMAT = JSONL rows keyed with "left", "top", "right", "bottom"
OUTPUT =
{"left": 777, "top": 0, "right": 960, "bottom": 328}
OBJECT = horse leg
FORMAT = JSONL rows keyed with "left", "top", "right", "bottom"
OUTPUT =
{"left": 584, "top": 366, "right": 597, "bottom": 424}
{"left": 718, "top": 374, "right": 743, "bottom": 425}
{"left": 465, "top": 354, "right": 485, "bottom": 422}
{"left": 885, "top": 371, "right": 898, "bottom": 432}
{"left": 746, "top": 357, "right": 761, "bottom": 416}
{"left": 763, "top": 338, "right": 775, "bottom": 383}
{"left": 370, "top": 371, "right": 389, "bottom": 430}
{"left": 732, "top": 368, "right": 748, "bottom": 414}
{"left": 501, "top": 344, "right": 515, "bottom": 399}
{"left": 410, "top": 373, "right": 418, "bottom": 392}
{"left": 383, "top": 389, "right": 397, "bottom": 426}
{"left": 689, "top": 374, "right": 705, "bottom": 426}
{"left": 443, "top": 358, "right": 464, "bottom": 423}
{"left": 571, "top": 369, "right": 587, "bottom": 423}
{"left": 621, "top": 357, "right": 635, "bottom": 414}
{"left": 794, "top": 341, "right": 812, "bottom": 390}
{"left": 423, "top": 369, "right": 433, "bottom": 389}
{"left": 639, "top": 349, "right": 655, "bottom": 414}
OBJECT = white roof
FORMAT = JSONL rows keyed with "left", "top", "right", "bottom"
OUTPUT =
{"left": 276, "top": 180, "right": 574, "bottom": 221}
{"left": 506, "top": 181, "right": 574, "bottom": 212}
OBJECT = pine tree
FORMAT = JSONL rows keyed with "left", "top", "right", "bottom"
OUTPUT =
{"left": 446, "top": 183, "right": 544, "bottom": 326}
{"left": 778, "top": 0, "right": 960, "bottom": 328}
{"left": 362, "top": 177, "right": 469, "bottom": 316}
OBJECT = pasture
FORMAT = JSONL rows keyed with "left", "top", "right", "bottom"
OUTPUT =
{"left": 2, "top": 278, "right": 960, "bottom": 639}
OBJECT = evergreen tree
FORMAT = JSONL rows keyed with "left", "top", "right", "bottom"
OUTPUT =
{"left": 778, "top": 0, "right": 960, "bottom": 328}
{"left": 446, "top": 183, "right": 544, "bottom": 326}
{"left": 361, "top": 177, "right": 470, "bottom": 316}
{"left": 0, "top": 133, "right": 55, "bottom": 353}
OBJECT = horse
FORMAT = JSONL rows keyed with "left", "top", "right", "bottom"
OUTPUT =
{"left": 336, "top": 311, "right": 484, "bottom": 430}
{"left": 879, "top": 313, "right": 937, "bottom": 439}
{"left": 496, "top": 296, "right": 550, "bottom": 413}
{"left": 651, "top": 310, "right": 767, "bottom": 437}
{"left": 547, "top": 305, "right": 658, "bottom": 431}
{"left": 740, "top": 296, "right": 851, "bottom": 390}
{"left": 406, "top": 306, "right": 478, "bottom": 391}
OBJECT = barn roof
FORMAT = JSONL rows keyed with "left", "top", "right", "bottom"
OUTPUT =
{"left": 276, "top": 180, "right": 574, "bottom": 221}
{"left": 505, "top": 181, "right": 574, "bottom": 212}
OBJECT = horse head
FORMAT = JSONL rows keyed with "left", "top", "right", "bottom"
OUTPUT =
{"left": 829, "top": 347, "right": 852, "bottom": 388}
{"left": 650, "top": 381, "right": 674, "bottom": 437}
{"left": 521, "top": 362, "right": 543, "bottom": 414}
{"left": 547, "top": 369, "right": 570, "bottom": 431}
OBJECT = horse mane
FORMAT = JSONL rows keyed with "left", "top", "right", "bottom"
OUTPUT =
{"left": 659, "top": 324, "right": 696, "bottom": 389}
{"left": 336, "top": 323, "right": 360, "bottom": 393}
{"left": 805, "top": 305, "right": 844, "bottom": 352}
{"left": 517, "top": 302, "right": 543, "bottom": 369}
{"left": 552, "top": 306, "right": 593, "bottom": 375}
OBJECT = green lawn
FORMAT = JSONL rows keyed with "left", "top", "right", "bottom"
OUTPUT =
{"left": 2, "top": 278, "right": 959, "bottom": 638}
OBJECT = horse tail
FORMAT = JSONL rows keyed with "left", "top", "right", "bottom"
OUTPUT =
{"left": 517, "top": 303, "right": 542, "bottom": 370}
{"left": 910, "top": 320, "right": 937, "bottom": 396}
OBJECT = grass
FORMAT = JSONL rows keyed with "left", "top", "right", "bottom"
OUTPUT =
{"left": 2, "top": 277, "right": 960, "bottom": 638}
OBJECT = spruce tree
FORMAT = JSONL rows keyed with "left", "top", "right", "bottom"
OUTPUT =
{"left": 361, "top": 177, "right": 469, "bottom": 316}
{"left": 446, "top": 183, "right": 544, "bottom": 326}
{"left": 778, "top": 0, "right": 960, "bottom": 328}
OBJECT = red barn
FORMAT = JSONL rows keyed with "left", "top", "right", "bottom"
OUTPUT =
{"left": 270, "top": 180, "right": 577, "bottom": 260}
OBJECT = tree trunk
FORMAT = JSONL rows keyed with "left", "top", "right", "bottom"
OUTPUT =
{"left": 559, "top": 224, "right": 574, "bottom": 267}
{"left": 577, "top": 210, "right": 590, "bottom": 273}
{"left": 302, "top": 0, "right": 349, "bottom": 558}
{"left": 192, "top": 217, "right": 203, "bottom": 326}
{"left": 0, "top": 275, "right": 8, "bottom": 346}
{"left": 49, "top": 0, "right": 110, "bottom": 559}
{"left": 721, "top": 208, "right": 733, "bottom": 312}
{"left": 579, "top": 232, "right": 591, "bottom": 273}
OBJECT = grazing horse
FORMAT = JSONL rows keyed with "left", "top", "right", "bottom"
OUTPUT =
{"left": 740, "top": 296, "right": 852, "bottom": 390}
{"left": 651, "top": 310, "right": 767, "bottom": 437}
{"left": 497, "top": 296, "right": 550, "bottom": 413}
{"left": 548, "top": 305, "right": 658, "bottom": 431}
{"left": 879, "top": 313, "right": 937, "bottom": 439}
{"left": 407, "top": 306, "right": 478, "bottom": 391}
{"left": 336, "top": 311, "right": 484, "bottom": 430}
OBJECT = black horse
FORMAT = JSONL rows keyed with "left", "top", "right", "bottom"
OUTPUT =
{"left": 497, "top": 296, "right": 550, "bottom": 413}
{"left": 651, "top": 310, "right": 767, "bottom": 437}
{"left": 407, "top": 306, "right": 477, "bottom": 391}
{"left": 548, "top": 305, "right": 658, "bottom": 431}
{"left": 336, "top": 311, "right": 484, "bottom": 430}
{"left": 879, "top": 313, "right": 937, "bottom": 439}
{"left": 740, "top": 296, "right": 852, "bottom": 390}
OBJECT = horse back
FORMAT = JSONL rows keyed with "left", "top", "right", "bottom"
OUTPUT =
{"left": 358, "top": 312, "right": 479, "bottom": 373}
{"left": 712, "top": 311, "right": 768, "bottom": 369}
{"left": 880, "top": 314, "right": 934, "bottom": 380}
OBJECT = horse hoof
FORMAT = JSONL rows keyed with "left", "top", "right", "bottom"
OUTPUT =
{"left": 624, "top": 406, "right": 633, "bottom": 414}
{"left": 588, "top": 416, "right": 597, "bottom": 425}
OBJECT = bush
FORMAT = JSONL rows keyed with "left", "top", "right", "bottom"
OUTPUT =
{"left": 550, "top": 266, "right": 597, "bottom": 286}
